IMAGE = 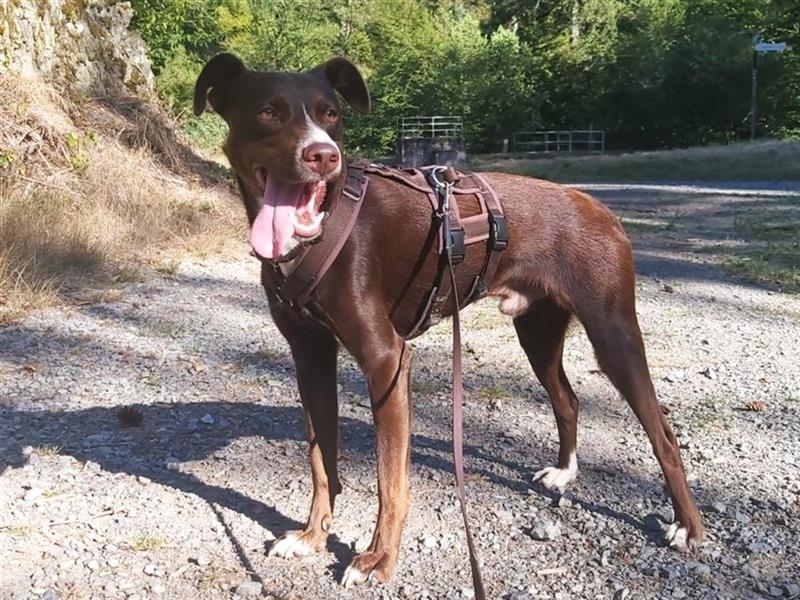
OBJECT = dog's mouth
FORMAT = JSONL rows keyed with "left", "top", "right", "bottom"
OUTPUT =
{"left": 250, "top": 167, "right": 327, "bottom": 260}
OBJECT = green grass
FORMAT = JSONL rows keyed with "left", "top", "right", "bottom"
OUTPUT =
{"left": 131, "top": 534, "right": 167, "bottom": 551}
{"left": 31, "top": 444, "right": 62, "bottom": 457}
{"left": 471, "top": 139, "right": 800, "bottom": 183}
{"left": 725, "top": 211, "right": 800, "bottom": 293}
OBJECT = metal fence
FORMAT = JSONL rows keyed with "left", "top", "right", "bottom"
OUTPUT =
{"left": 395, "top": 116, "right": 466, "bottom": 167}
{"left": 512, "top": 130, "right": 605, "bottom": 154}
{"left": 397, "top": 116, "right": 463, "bottom": 140}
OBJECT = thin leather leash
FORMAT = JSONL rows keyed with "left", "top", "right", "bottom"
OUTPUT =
{"left": 432, "top": 167, "right": 487, "bottom": 600}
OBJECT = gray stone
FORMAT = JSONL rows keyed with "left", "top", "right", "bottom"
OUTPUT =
{"left": 783, "top": 583, "right": 800, "bottom": 597}
{"left": 41, "top": 591, "right": 60, "bottom": 600}
{"left": 193, "top": 552, "right": 211, "bottom": 567}
{"left": 24, "top": 487, "right": 43, "bottom": 501}
{"left": 557, "top": 491, "right": 577, "bottom": 509}
{"left": 421, "top": 534, "right": 437, "bottom": 549}
{"left": 529, "top": 519, "right": 561, "bottom": 541}
{"left": 613, "top": 589, "right": 630, "bottom": 600}
{"left": 643, "top": 513, "right": 664, "bottom": 532}
{"left": 235, "top": 581, "right": 263, "bottom": 597}
{"left": 710, "top": 501, "right": 726, "bottom": 514}
{"left": 200, "top": 413, "right": 215, "bottom": 425}
{"left": 770, "top": 587, "right": 785, "bottom": 598}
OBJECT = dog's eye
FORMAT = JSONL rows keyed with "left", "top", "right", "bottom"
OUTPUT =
{"left": 258, "top": 107, "right": 277, "bottom": 121}
{"left": 324, "top": 108, "right": 338, "bottom": 120}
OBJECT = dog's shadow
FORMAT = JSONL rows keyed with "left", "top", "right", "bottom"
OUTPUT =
{"left": 1, "top": 397, "right": 671, "bottom": 590}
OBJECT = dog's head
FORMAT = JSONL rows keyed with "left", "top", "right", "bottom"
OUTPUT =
{"left": 194, "top": 54, "right": 370, "bottom": 261}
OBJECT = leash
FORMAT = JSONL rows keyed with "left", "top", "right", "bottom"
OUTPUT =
{"left": 431, "top": 167, "right": 487, "bottom": 600}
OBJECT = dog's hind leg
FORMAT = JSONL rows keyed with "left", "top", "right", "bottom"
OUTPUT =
{"left": 514, "top": 298, "right": 580, "bottom": 491}
{"left": 581, "top": 307, "right": 704, "bottom": 550}
{"left": 268, "top": 324, "right": 341, "bottom": 559}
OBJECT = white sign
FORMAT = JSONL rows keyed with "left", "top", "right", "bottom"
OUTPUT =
{"left": 755, "top": 42, "right": 787, "bottom": 53}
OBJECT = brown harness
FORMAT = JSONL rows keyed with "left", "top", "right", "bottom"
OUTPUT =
{"left": 272, "top": 160, "right": 508, "bottom": 338}
{"left": 271, "top": 161, "right": 506, "bottom": 599}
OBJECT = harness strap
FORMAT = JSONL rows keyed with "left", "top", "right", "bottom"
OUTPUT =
{"left": 276, "top": 163, "right": 368, "bottom": 304}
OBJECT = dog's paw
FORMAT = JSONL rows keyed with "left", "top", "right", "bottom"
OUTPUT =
{"left": 533, "top": 453, "right": 578, "bottom": 492}
{"left": 341, "top": 565, "right": 372, "bottom": 589}
{"left": 268, "top": 530, "right": 324, "bottom": 559}
{"left": 341, "top": 550, "right": 395, "bottom": 588}
{"left": 665, "top": 521, "right": 703, "bottom": 552}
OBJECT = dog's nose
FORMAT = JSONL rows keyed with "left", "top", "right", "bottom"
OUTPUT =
{"left": 303, "top": 143, "right": 340, "bottom": 176}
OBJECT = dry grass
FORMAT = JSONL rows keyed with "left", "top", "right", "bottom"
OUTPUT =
{"left": 471, "top": 139, "right": 800, "bottom": 182}
{"left": 0, "top": 74, "right": 243, "bottom": 323}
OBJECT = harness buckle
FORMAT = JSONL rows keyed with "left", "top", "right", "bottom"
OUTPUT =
{"left": 489, "top": 214, "right": 509, "bottom": 251}
{"left": 449, "top": 226, "right": 466, "bottom": 264}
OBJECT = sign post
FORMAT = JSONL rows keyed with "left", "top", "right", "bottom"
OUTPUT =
{"left": 750, "top": 35, "right": 787, "bottom": 140}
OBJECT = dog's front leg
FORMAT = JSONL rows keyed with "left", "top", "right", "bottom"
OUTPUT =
{"left": 269, "top": 323, "right": 341, "bottom": 558}
{"left": 341, "top": 328, "right": 412, "bottom": 587}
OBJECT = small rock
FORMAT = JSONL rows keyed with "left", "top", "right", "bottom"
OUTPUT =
{"left": 200, "top": 413, "right": 215, "bottom": 425}
{"left": 529, "top": 519, "right": 561, "bottom": 541}
{"left": 700, "top": 367, "right": 717, "bottom": 380}
{"left": 421, "top": 534, "right": 437, "bottom": 549}
{"left": 692, "top": 563, "right": 711, "bottom": 577}
{"left": 783, "top": 583, "right": 800, "bottom": 597}
{"left": 24, "top": 487, "right": 43, "bottom": 501}
{"left": 137, "top": 475, "right": 151, "bottom": 485}
{"left": 643, "top": 513, "right": 664, "bottom": 532}
{"left": 508, "top": 592, "right": 533, "bottom": 600}
{"left": 664, "top": 370, "right": 685, "bottom": 383}
{"left": 41, "top": 591, "right": 60, "bottom": 600}
{"left": 557, "top": 491, "right": 576, "bottom": 509}
{"left": 150, "top": 582, "right": 166, "bottom": 595}
{"left": 461, "top": 587, "right": 475, "bottom": 598}
{"left": 709, "top": 501, "right": 726, "bottom": 514}
{"left": 493, "top": 508, "right": 514, "bottom": 522}
{"left": 85, "top": 559, "right": 100, "bottom": 571}
{"left": 143, "top": 562, "right": 158, "bottom": 576}
{"left": 735, "top": 512, "right": 751, "bottom": 524}
{"left": 193, "top": 553, "right": 211, "bottom": 567}
{"left": 770, "top": 586, "right": 785, "bottom": 598}
{"left": 235, "top": 581, "right": 263, "bottom": 597}
{"left": 613, "top": 589, "right": 630, "bottom": 600}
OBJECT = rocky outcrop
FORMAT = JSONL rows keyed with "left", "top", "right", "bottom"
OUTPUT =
{"left": 0, "top": 0, "right": 154, "bottom": 95}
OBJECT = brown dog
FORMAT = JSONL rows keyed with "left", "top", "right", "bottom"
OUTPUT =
{"left": 193, "top": 54, "right": 704, "bottom": 588}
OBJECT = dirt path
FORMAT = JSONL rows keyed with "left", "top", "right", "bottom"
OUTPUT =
{"left": 2, "top": 183, "right": 799, "bottom": 600}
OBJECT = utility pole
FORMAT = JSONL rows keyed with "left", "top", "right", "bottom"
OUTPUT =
{"left": 750, "top": 33, "right": 759, "bottom": 141}
{"left": 750, "top": 33, "right": 787, "bottom": 141}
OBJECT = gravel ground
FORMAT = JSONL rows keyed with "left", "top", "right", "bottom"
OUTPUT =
{"left": 1, "top": 182, "right": 799, "bottom": 600}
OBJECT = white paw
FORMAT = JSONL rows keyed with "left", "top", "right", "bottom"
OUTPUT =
{"left": 533, "top": 452, "right": 578, "bottom": 492}
{"left": 268, "top": 532, "right": 315, "bottom": 559}
{"left": 341, "top": 565, "right": 371, "bottom": 588}
{"left": 665, "top": 522, "right": 690, "bottom": 552}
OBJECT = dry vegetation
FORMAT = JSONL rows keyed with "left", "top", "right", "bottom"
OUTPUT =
{"left": 0, "top": 75, "right": 243, "bottom": 323}
{"left": 472, "top": 140, "right": 800, "bottom": 182}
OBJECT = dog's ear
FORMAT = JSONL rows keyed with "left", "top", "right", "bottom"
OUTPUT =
{"left": 311, "top": 57, "right": 371, "bottom": 114}
{"left": 193, "top": 53, "right": 246, "bottom": 117}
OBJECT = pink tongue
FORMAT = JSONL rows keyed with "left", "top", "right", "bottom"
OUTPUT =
{"left": 250, "top": 177, "right": 305, "bottom": 259}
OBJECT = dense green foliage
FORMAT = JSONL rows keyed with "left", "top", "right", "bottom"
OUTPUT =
{"left": 129, "top": 0, "right": 800, "bottom": 155}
